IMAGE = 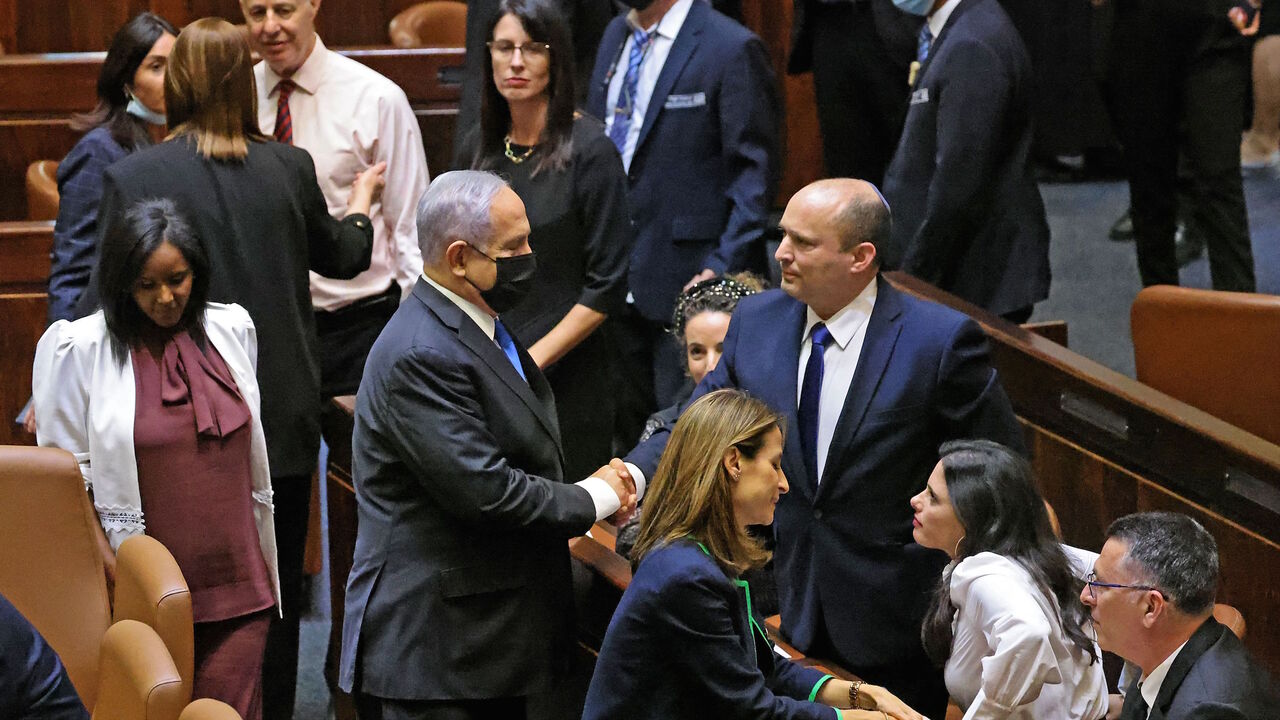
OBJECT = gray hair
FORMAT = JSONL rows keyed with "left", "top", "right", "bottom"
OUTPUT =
{"left": 416, "top": 170, "right": 509, "bottom": 263}
{"left": 834, "top": 185, "right": 891, "bottom": 254}
{"left": 1105, "top": 511, "right": 1219, "bottom": 616}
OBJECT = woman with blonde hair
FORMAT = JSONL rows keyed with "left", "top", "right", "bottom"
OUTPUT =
{"left": 583, "top": 389, "right": 923, "bottom": 720}
{"left": 75, "top": 18, "right": 385, "bottom": 716}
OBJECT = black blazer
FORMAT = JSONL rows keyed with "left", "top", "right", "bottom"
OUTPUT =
{"left": 586, "top": 1, "right": 781, "bottom": 323}
{"left": 338, "top": 278, "right": 597, "bottom": 700}
{"left": 1134, "top": 617, "right": 1279, "bottom": 720}
{"left": 84, "top": 138, "right": 373, "bottom": 477}
{"left": 0, "top": 592, "right": 87, "bottom": 720}
{"left": 627, "top": 280, "right": 1024, "bottom": 669}
{"left": 583, "top": 540, "right": 837, "bottom": 720}
{"left": 882, "top": 0, "right": 1050, "bottom": 317}
{"left": 788, "top": 0, "right": 921, "bottom": 74}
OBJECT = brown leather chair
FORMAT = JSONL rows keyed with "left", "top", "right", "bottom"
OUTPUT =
{"left": 26, "top": 160, "right": 60, "bottom": 221}
{"left": 388, "top": 1, "right": 467, "bottom": 47}
{"left": 1131, "top": 285, "right": 1280, "bottom": 446}
{"left": 92, "top": 620, "right": 185, "bottom": 720}
{"left": 179, "top": 699, "right": 243, "bottom": 720}
{"left": 1213, "top": 603, "right": 1246, "bottom": 640}
{"left": 0, "top": 445, "right": 111, "bottom": 710}
{"left": 113, "top": 536, "right": 194, "bottom": 707}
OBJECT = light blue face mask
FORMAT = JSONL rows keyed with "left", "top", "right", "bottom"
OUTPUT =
{"left": 891, "top": 0, "right": 934, "bottom": 16}
{"left": 125, "top": 92, "right": 166, "bottom": 126}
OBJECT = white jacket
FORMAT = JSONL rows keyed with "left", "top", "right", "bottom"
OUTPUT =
{"left": 32, "top": 303, "right": 280, "bottom": 609}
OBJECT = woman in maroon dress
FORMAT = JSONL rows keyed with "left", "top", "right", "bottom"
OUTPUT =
{"left": 34, "top": 198, "right": 278, "bottom": 719}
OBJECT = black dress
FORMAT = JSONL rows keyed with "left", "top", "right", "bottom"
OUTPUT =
{"left": 463, "top": 116, "right": 633, "bottom": 480}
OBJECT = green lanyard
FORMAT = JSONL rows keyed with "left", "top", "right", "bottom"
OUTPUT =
{"left": 693, "top": 540, "right": 772, "bottom": 648}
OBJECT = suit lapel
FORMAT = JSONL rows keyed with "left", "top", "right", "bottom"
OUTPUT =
{"left": 635, "top": 3, "right": 705, "bottom": 156}
{"left": 413, "top": 281, "right": 564, "bottom": 455}
{"left": 815, "top": 279, "right": 905, "bottom": 500}
{"left": 1149, "top": 618, "right": 1225, "bottom": 719}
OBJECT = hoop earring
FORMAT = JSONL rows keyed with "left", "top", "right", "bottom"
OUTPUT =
{"left": 953, "top": 534, "right": 966, "bottom": 558}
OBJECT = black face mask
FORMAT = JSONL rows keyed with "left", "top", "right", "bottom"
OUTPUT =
{"left": 466, "top": 244, "right": 538, "bottom": 314}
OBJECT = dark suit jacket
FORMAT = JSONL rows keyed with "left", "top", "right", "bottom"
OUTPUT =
{"left": 339, "top": 278, "right": 598, "bottom": 700}
{"left": 82, "top": 138, "right": 372, "bottom": 477}
{"left": 627, "top": 279, "right": 1023, "bottom": 668}
{"left": 582, "top": 540, "right": 836, "bottom": 720}
{"left": 0, "top": 593, "right": 88, "bottom": 720}
{"left": 1137, "top": 617, "right": 1279, "bottom": 720}
{"left": 788, "top": 0, "right": 921, "bottom": 73}
{"left": 586, "top": 2, "right": 780, "bottom": 323}
{"left": 882, "top": 0, "right": 1050, "bottom": 317}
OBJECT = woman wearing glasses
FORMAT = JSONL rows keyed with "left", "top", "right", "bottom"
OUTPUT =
{"left": 460, "top": 0, "right": 632, "bottom": 481}
{"left": 909, "top": 440, "right": 1108, "bottom": 719}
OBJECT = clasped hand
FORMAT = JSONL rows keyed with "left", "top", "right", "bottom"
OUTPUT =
{"left": 593, "top": 458, "right": 638, "bottom": 526}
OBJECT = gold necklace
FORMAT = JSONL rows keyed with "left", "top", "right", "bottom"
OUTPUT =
{"left": 504, "top": 135, "right": 537, "bottom": 164}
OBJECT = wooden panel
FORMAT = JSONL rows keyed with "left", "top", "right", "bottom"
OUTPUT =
{"left": 0, "top": 220, "right": 53, "bottom": 287}
{"left": 0, "top": 294, "right": 44, "bottom": 446}
{"left": 0, "top": 121, "right": 80, "bottom": 221}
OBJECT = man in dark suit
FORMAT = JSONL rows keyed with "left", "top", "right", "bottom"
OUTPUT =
{"left": 0, "top": 592, "right": 87, "bottom": 720}
{"left": 789, "top": 0, "right": 921, "bottom": 185}
{"left": 627, "top": 178, "right": 1024, "bottom": 719}
{"left": 339, "top": 170, "right": 637, "bottom": 720}
{"left": 586, "top": 0, "right": 780, "bottom": 436}
{"left": 881, "top": 0, "right": 1049, "bottom": 322}
{"left": 1083, "top": 512, "right": 1279, "bottom": 719}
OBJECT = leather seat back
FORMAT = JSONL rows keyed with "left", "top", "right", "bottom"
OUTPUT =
{"left": 179, "top": 699, "right": 243, "bottom": 720}
{"left": 388, "top": 1, "right": 467, "bottom": 47}
{"left": 26, "top": 160, "right": 60, "bottom": 221}
{"left": 113, "top": 535, "right": 194, "bottom": 706}
{"left": 1132, "top": 286, "right": 1280, "bottom": 446}
{"left": 0, "top": 445, "right": 111, "bottom": 709}
{"left": 92, "top": 620, "right": 185, "bottom": 720}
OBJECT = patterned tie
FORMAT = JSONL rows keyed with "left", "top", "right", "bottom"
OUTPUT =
{"left": 607, "top": 27, "right": 657, "bottom": 154}
{"left": 1119, "top": 682, "right": 1149, "bottom": 720}
{"left": 798, "top": 323, "right": 834, "bottom": 483}
{"left": 917, "top": 24, "right": 934, "bottom": 64}
{"left": 274, "top": 79, "right": 295, "bottom": 145}
{"left": 493, "top": 318, "right": 527, "bottom": 382}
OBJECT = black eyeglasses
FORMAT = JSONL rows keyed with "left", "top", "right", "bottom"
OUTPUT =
{"left": 1083, "top": 571, "right": 1159, "bottom": 600}
{"left": 487, "top": 40, "right": 552, "bottom": 60}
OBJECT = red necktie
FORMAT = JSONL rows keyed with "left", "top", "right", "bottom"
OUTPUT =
{"left": 274, "top": 79, "right": 295, "bottom": 145}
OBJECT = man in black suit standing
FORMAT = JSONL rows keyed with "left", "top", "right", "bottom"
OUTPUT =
{"left": 1083, "top": 512, "right": 1279, "bottom": 720}
{"left": 881, "top": 0, "right": 1049, "bottom": 322}
{"left": 339, "top": 170, "right": 638, "bottom": 720}
{"left": 789, "top": 0, "right": 921, "bottom": 184}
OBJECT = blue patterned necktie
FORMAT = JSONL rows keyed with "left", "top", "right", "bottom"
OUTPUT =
{"left": 493, "top": 318, "right": 527, "bottom": 382}
{"left": 918, "top": 24, "right": 934, "bottom": 64}
{"left": 798, "top": 323, "right": 834, "bottom": 483}
{"left": 608, "top": 27, "right": 657, "bottom": 154}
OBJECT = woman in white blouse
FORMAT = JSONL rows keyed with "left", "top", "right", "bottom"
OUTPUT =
{"left": 909, "top": 439, "right": 1107, "bottom": 720}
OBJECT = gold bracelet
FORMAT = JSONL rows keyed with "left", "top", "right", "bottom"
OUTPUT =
{"left": 848, "top": 680, "right": 863, "bottom": 709}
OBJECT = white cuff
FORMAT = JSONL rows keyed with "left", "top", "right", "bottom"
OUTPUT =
{"left": 576, "top": 476, "right": 621, "bottom": 521}
{"left": 623, "top": 461, "right": 647, "bottom": 501}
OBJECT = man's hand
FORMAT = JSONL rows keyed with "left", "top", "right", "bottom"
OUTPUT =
{"left": 595, "top": 458, "right": 637, "bottom": 526}
{"left": 683, "top": 268, "right": 717, "bottom": 291}
{"left": 1229, "top": 0, "right": 1262, "bottom": 35}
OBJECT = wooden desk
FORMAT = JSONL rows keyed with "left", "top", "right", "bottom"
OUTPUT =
{"left": 0, "top": 221, "right": 51, "bottom": 445}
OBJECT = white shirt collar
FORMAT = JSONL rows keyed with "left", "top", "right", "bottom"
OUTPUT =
{"left": 262, "top": 34, "right": 329, "bottom": 96}
{"left": 626, "top": 0, "right": 695, "bottom": 39}
{"left": 421, "top": 273, "right": 495, "bottom": 340}
{"left": 804, "top": 277, "right": 878, "bottom": 350}
{"left": 928, "top": 0, "right": 964, "bottom": 39}
{"left": 1140, "top": 639, "right": 1189, "bottom": 716}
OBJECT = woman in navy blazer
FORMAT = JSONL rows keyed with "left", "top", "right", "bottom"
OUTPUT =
{"left": 583, "top": 389, "right": 924, "bottom": 720}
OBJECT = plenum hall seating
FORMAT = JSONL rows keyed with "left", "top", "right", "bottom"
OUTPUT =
{"left": 25, "top": 159, "right": 59, "bottom": 221}
{"left": 93, "top": 620, "right": 186, "bottom": 720}
{"left": 179, "top": 699, "right": 243, "bottom": 720}
{"left": 113, "top": 535, "right": 194, "bottom": 706}
{"left": 388, "top": 0, "right": 467, "bottom": 47}
{"left": 1131, "top": 285, "right": 1280, "bottom": 447}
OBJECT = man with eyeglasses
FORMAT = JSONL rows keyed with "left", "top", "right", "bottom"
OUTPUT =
{"left": 239, "top": 1, "right": 431, "bottom": 717}
{"left": 1081, "top": 512, "right": 1277, "bottom": 720}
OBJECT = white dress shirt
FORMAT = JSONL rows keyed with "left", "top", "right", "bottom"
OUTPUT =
{"left": 421, "top": 275, "right": 643, "bottom": 520}
{"left": 928, "top": 0, "right": 965, "bottom": 39}
{"left": 1139, "top": 639, "right": 1189, "bottom": 719}
{"left": 796, "top": 277, "right": 877, "bottom": 481}
{"left": 602, "top": 0, "right": 695, "bottom": 170}
{"left": 944, "top": 546, "right": 1108, "bottom": 720}
{"left": 255, "top": 37, "right": 430, "bottom": 311}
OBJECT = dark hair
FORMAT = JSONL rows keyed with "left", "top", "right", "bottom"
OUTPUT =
{"left": 471, "top": 0, "right": 576, "bottom": 177}
{"left": 1105, "top": 512, "right": 1218, "bottom": 616}
{"left": 97, "top": 198, "right": 210, "bottom": 364}
{"left": 836, "top": 184, "right": 891, "bottom": 255}
{"left": 920, "top": 440, "right": 1098, "bottom": 668}
{"left": 671, "top": 272, "right": 767, "bottom": 340}
{"left": 71, "top": 13, "right": 178, "bottom": 150}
